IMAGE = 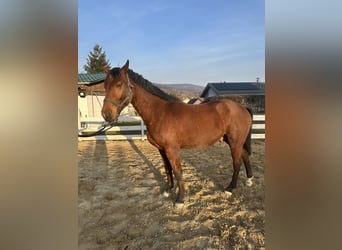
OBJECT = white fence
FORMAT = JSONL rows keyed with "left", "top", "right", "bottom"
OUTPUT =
{"left": 78, "top": 114, "right": 265, "bottom": 141}
{"left": 251, "top": 114, "right": 265, "bottom": 139}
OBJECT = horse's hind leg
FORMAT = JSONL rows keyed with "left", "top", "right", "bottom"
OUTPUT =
{"left": 225, "top": 147, "right": 243, "bottom": 194}
{"left": 242, "top": 149, "right": 254, "bottom": 187}
{"left": 159, "top": 149, "right": 174, "bottom": 197}
{"left": 223, "top": 135, "right": 244, "bottom": 194}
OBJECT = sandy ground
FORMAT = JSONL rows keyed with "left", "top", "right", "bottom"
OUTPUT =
{"left": 78, "top": 140, "right": 265, "bottom": 249}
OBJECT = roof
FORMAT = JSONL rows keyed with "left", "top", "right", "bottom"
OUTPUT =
{"left": 200, "top": 82, "right": 265, "bottom": 97}
{"left": 78, "top": 73, "right": 106, "bottom": 85}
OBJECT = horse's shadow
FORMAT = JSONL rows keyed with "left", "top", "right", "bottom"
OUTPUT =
{"left": 93, "top": 140, "right": 108, "bottom": 166}
{"left": 127, "top": 141, "right": 246, "bottom": 200}
{"left": 128, "top": 140, "right": 166, "bottom": 193}
{"left": 181, "top": 142, "right": 234, "bottom": 192}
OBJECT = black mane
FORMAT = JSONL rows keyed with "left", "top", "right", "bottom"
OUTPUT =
{"left": 109, "top": 67, "right": 180, "bottom": 102}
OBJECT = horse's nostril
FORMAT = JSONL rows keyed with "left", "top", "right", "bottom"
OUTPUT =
{"left": 106, "top": 110, "right": 112, "bottom": 120}
{"left": 102, "top": 109, "right": 111, "bottom": 121}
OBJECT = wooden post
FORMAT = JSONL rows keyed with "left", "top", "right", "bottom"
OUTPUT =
{"left": 78, "top": 108, "right": 81, "bottom": 130}
{"left": 140, "top": 119, "right": 144, "bottom": 141}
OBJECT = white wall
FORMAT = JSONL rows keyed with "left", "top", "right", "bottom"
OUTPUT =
{"left": 78, "top": 95, "right": 136, "bottom": 118}
{"left": 78, "top": 96, "right": 89, "bottom": 117}
{"left": 87, "top": 95, "right": 104, "bottom": 117}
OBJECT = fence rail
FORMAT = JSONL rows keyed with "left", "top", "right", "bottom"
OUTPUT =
{"left": 251, "top": 114, "right": 265, "bottom": 139}
{"left": 78, "top": 114, "right": 265, "bottom": 141}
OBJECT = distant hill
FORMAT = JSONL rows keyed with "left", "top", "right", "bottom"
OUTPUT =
{"left": 157, "top": 83, "right": 204, "bottom": 92}
{"left": 155, "top": 83, "right": 204, "bottom": 100}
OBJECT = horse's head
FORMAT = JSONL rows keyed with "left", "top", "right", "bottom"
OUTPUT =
{"left": 101, "top": 60, "right": 132, "bottom": 122}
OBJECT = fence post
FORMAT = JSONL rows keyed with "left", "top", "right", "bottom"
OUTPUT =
{"left": 78, "top": 108, "right": 81, "bottom": 130}
{"left": 140, "top": 119, "right": 144, "bottom": 141}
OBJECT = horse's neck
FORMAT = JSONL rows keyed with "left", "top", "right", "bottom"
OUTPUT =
{"left": 130, "top": 82, "right": 167, "bottom": 124}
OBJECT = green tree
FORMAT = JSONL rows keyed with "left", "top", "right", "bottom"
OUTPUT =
{"left": 83, "top": 44, "right": 111, "bottom": 73}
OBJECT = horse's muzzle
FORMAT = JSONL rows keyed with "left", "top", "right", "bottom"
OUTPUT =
{"left": 102, "top": 109, "right": 115, "bottom": 122}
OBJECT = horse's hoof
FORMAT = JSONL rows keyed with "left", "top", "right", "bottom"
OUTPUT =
{"left": 246, "top": 176, "right": 254, "bottom": 187}
{"left": 224, "top": 190, "right": 233, "bottom": 196}
{"left": 174, "top": 202, "right": 184, "bottom": 209}
{"left": 162, "top": 191, "right": 170, "bottom": 197}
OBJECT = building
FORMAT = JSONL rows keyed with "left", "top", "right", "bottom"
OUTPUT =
{"left": 78, "top": 73, "right": 136, "bottom": 118}
{"left": 200, "top": 82, "right": 265, "bottom": 113}
{"left": 78, "top": 73, "right": 106, "bottom": 95}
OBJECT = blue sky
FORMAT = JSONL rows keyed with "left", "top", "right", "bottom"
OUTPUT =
{"left": 78, "top": 0, "right": 264, "bottom": 86}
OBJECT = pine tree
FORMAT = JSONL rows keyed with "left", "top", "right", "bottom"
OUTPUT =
{"left": 83, "top": 44, "right": 111, "bottom": 73}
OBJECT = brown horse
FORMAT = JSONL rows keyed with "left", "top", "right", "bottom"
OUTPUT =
{"left": 102, "top": 60, "right": 253, "bottom": 208}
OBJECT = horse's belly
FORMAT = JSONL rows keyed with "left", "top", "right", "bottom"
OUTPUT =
{"left": 147, "top": 116, "right": 225, "bottom": 150}
{"left": 179, "top": 127, "right": 224, "bottom": 149}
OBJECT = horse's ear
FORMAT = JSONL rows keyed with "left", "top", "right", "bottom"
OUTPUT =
{"left": 121, "top": 60, "right": 129, "bottom": 72}
{"left": 103, "top": 66, "right": 110, "bottom": 74}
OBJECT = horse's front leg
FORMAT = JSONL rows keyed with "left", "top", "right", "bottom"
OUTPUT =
{"left": 159, "top": 149, "right": 174, "bottom": 197}
{"left": 164, "top": 148, "right": 184, "bottom": 208}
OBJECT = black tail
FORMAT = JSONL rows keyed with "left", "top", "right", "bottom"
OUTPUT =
{"left": 243, "top": 108, "right": 253, "bottom": 155}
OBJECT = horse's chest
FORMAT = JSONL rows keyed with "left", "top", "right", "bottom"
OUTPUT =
{"left": 146, "top": 128, "right": 164, "bottom": 149}
{"left": 146, "top": 124, "right": 175, "bottom": 147}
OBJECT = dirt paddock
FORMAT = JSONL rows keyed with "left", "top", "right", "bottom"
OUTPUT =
{"left": 78, "top": 140, "right": 265, "bottom": 249}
